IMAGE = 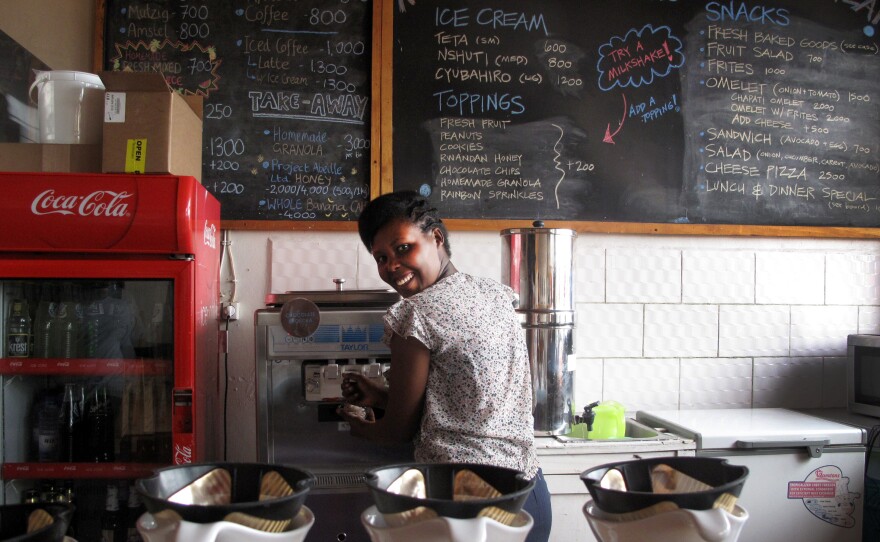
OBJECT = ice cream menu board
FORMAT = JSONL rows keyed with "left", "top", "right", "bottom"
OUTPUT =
{"left": 388, "top": 0, "right": 880, "bottom": 227}
{"left": 101, "top": 0, "right": 373, "bottom": 223}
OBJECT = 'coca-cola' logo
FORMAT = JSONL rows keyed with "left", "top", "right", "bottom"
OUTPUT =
{"left": 174, "top": 443, "right": 193, "bottom": 464}
{"left": 203, "top": 220, "right": 217, "bottom": 249}
{"left": 31, "top": 189, "right": 132, "bottom": 217}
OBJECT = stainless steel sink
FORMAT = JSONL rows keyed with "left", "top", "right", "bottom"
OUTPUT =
{"left": 554, "top": 418, "right": 667, "bottom": 442}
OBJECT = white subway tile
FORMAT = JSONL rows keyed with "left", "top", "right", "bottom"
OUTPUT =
{"left": 822, "top": 357, "right": 847, "bottom": 408}
{"left": 355, "top": 244, "right": 389, "bottom": 290}
{"left": 719, "top": 305, "right": 790, "bottom": 357}
{"left": 755, "top": 252, "right": 824, "bottom": 305}
{"left": 644, "top": 305, "right": 718, "bottom": 358}
{"left": 683, "top": 250, "right": 754, "bottom": 304}
{"left": 572, "top": 358, "right": 604, "bottom": 409}
{"left": 574, "top": 246, "right": 605, "bottom": 303}
{"left": 448, "top": 232, "right": 503, "bottom": 283}
{"left": 606, "top": 248, "right": 681, "bottom": 303}
{"left": 577, "top": 304, "right": 643, "bottom": 358}
{"left": 827, "top": 253, "right": 880, "bottom": 305}
{"left": 603, "top": 358, "right": 679, "bottom": 412}
{"left": 753, "top": 357, "right": 823, "bottom": 408}
{"left": 270, "top": 236, "right": 360, "bottom": 291}
{"left": 680, "top": 358, "right": 753, "bottom": 409}
{"left": 859, "top": 307, "right": 880, "bottom": 334}
{"left": 790, "top": 305, "right": 858, "bottom": 357}
{"left": 271, "top": 232, "right": 880, "bottom": 413}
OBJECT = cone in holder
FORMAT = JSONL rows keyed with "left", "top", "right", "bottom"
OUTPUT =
{"left": 580, "top": 457, "right": 750, "bottom": 542}
{"left": 362, "top": 463, "right": 535, "bottom": 542}
{"left": 135, "top": 462, "right": 315, "bottom": 541}
{"left": 0, "top": 503, "right": 74, "bottom": 542}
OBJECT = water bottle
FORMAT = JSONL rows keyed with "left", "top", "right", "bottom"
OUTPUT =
{"left": 60, "top": 383, "right": 84, "bottom": 462}
{"left": 101, "top": 484, "right": 123, "bottom": 542}
{"left": 55, "top": 287, "right": 82, "bottom": 359}
{"left": 124, "top": 483, "right": 143, "bottom": 542}
{"left": 34, "top": 287, "right": 58, "bottom": 358}
{"left": 36, "top": 394, "right": 62, "bottom": 462}
{"left": 6, "top": 299, "right": 32, "bottom": 358}
{"left": 85, "top": 283, "right": 125, "bottom": 359}
{"left": 85, "top": 298, "right": 110, "bottom": 358}
{"left": 86, "top": 385, "right": 115, "bottom": 462}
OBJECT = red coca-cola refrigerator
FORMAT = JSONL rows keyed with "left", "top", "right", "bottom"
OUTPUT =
{"left": 0, "top": 172, "right": 220, "bottom": 538}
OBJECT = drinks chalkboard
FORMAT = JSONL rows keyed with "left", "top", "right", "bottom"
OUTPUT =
{"left": 99, "top": 0, "right": 374, "bottom": 226}
{"left": 384, "top": 0, "right": 880, "bottom": 231}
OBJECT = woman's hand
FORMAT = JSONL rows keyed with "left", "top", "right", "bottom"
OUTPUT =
{"left": 341, "top": 373, "right": 388, "bottom": 409}
{"left": 337, "top": 403, "right": 377, "bottom": 436}
{"left": 338, "top": 334, "right": 429, "bottom": 445}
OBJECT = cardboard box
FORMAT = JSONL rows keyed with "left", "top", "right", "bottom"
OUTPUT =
{"left": 0, "top": 143, "right": 102, "bottom": 173}
{"left": 100, "top": 71, "right": 203, "bottom": 181}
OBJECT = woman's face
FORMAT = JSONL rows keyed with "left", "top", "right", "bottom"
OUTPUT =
{"left": 370, "top": 218, "right": 446, "bottom": 298}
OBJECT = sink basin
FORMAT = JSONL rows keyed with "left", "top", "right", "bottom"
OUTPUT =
{"left": 622, "top": 418, "right": 661, "bottom": 439}
{"left": 555, "top": 418, "right": 664, "bottom": 442}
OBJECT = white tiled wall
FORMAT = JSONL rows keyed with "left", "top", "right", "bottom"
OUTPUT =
{"left": 224, "top": 229, "right": 880, "bottom": 461}
{"left": 263, "top": 232, "right": 880, "bottom": 414}
{"left": 567, "top": 235, "right": 880, "bottom": 414}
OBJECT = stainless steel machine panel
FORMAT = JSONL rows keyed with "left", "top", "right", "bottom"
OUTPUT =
{"left": 255, "top": 291, "right": 411, "bottom": 542}
{"left": 256, "top": 307, "right": 412, "bottom": 469}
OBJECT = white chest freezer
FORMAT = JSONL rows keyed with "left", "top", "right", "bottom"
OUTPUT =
{"left": 636, "top": 408, "right": 865, "bottom": 542}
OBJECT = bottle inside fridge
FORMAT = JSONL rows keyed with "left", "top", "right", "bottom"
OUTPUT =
{"left": 5, "top": 298, "right": 32, "bottom": 358}
{"left": 0, "top": 277, "right": 177, "bottom": 530}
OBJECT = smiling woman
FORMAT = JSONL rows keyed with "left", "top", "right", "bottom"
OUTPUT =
{"left": 338, "top": 190, "right": 552, "bottom": 542}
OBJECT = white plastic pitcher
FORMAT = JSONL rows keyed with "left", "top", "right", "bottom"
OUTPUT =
{"left": 29, "top": 70, "right": 104, "bottom": 144}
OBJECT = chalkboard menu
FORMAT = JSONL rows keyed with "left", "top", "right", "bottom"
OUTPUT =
{"left": 101, "top": 0, "right": 373, "bottom": 223}
{"left": 388, "top": 0, "right": 880, "bottom": 227}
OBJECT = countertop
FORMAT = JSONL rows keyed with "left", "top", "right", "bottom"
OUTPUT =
{"left": 797, "top": 407, "right": 880, "bottom": 432}
{"left": 535, "top": 430, "right": 695, "bottom": 457}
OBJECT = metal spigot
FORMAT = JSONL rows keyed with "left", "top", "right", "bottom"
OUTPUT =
{"left": 575, "top": 401, "right": 600, "bottom": 431}
{"left": 333, "top": 278, "right": 346, "bottom": 291}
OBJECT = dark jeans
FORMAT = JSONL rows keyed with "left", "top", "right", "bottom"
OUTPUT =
{"left": 522, "top": 468, "right": 552, "bottom": 542}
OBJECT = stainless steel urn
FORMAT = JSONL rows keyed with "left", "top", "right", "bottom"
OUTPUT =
{"left": 501, "top": 221, "right": 577, "bottom": 436}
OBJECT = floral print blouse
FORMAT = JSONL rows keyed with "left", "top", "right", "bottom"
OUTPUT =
{"left": 383, "top": 272, "right": 538, "bottom": 478}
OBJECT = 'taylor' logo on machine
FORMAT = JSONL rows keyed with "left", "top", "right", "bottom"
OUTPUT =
{"left": 31, "top": 189, "right": 133, "bottom": 217}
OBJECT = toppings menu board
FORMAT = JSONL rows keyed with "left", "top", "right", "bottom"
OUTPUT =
{"left": 101, "top": 0, "right": 373, "bottom": 224}
{"left": 386, "top": 0, "right": 880, "bottom": 228}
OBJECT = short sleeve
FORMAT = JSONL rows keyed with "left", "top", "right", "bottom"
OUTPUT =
{"left": 383, "top": 299, "right": 436, "bottom": 350}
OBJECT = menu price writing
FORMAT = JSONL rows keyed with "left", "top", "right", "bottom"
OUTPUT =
{"left": 104, "top": 0, "right": 373, "bottom": 222}
{"left": 682, "top": 3, "right": 880, "bottom": 225}
{"left": 392, "top": 0, "right": 880, "bottom": 226}
{"left": 398, "top": 4, "right": 601, "bottom": 219}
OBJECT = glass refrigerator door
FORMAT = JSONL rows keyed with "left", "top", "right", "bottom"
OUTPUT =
{"left": 1, "top": 276, "right": 174, "bottom": 540}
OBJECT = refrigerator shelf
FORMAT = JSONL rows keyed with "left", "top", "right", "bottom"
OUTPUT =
{"left": 0, "top": 359, "right": 172, "bottom": 377}
{"left": 1, "top": 462, "right": 165, "bottom": 480}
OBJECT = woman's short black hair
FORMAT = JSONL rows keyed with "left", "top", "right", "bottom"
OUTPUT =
{"left": 358, "top": 191, "right": 451, "bottom": 256}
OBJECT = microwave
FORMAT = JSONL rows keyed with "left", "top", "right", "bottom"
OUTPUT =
{"left": 848, "top": 334, "right": 880, "bottom": 417}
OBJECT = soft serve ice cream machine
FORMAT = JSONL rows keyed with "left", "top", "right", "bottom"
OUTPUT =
{"left": 255, "top": 288, "right": 411, "bottom": 542}
{"left": 303, "top": 359, "right": 388, "bottom": 402}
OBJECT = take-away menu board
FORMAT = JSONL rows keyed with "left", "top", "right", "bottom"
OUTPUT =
{"left": 102, "top": 0, "right": 373, "bottom": 223}
{"left": 388, "top": 0, "right": 880, "bottom": 227}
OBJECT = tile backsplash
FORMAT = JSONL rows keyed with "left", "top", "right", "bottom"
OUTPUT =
{"left": 260, "top": 231, "right": 880, "bottom": 416}
{"left": 566, "top": 234, "right": 880, "bottom": 413}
